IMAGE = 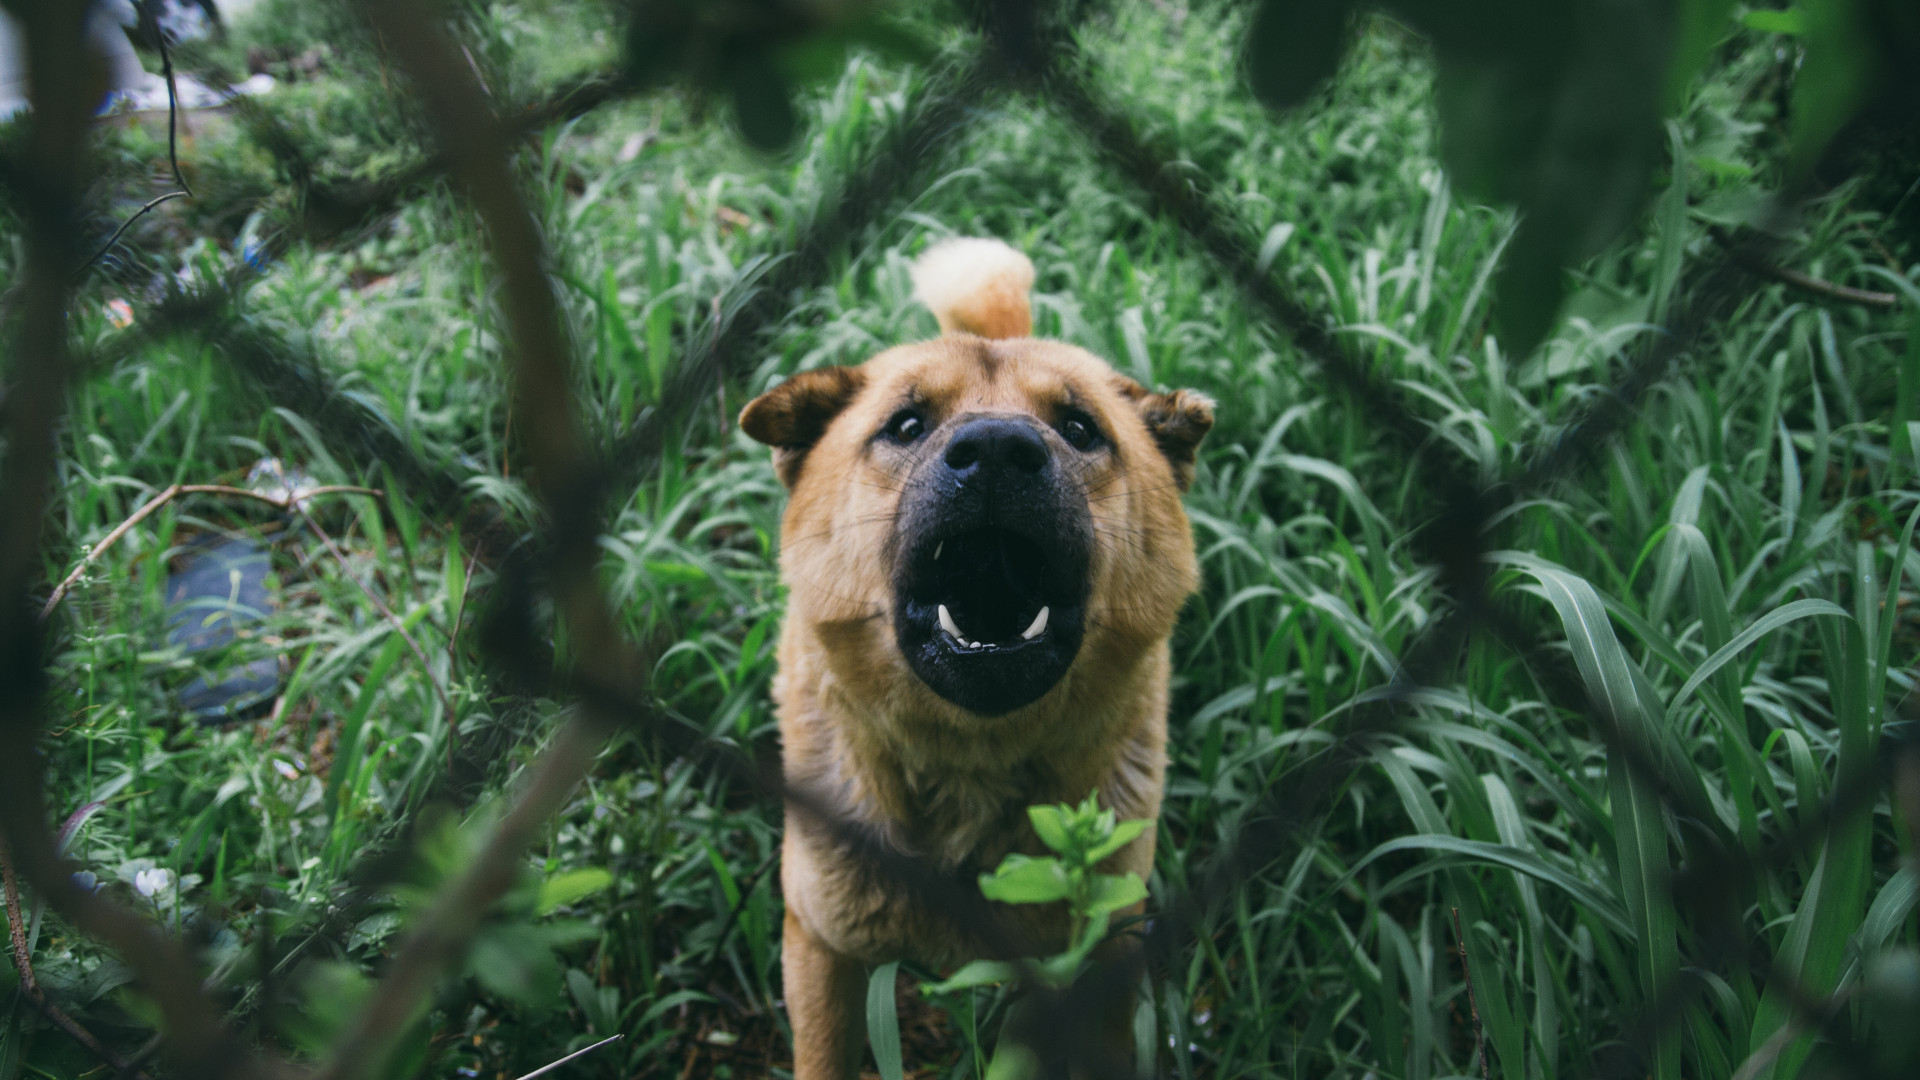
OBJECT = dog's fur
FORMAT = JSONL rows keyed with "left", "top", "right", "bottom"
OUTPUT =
{"left": 739, "top": 238, "right": 1212, "bottom": 1079}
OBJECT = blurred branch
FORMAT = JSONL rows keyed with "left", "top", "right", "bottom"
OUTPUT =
{"left": 71, "top": 191, "right": 189, "bottom": 281}
{"left": 0, "top": 6, "right": 269, "bottom": 1076}
{"left": 609, "top": 52, "right": 991, "bottom": 478}
{"left": 311, "top": 715, "right": 605, "bottom": 1080}
{"left": 311, "top": 0, "right": 648, "bottom": 1072}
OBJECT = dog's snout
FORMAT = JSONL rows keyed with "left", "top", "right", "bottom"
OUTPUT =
{"left": 943, "top": 417, "right": 1048, "bottom": 476}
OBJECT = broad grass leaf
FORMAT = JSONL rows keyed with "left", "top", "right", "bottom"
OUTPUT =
{"left": 537, "top": 867, "right": 614, "bottom": 915}
{"left": 1787, "top": 0, "right": 1876, "bottom": 180}
{"left": 728, "top": 49, "right": 798, "bottom": 151}
{"left": 1512, "top": 557, "right": 1682, "bottom": 1080}
{"left": 1343, "top": 834, "right": 1633, "bottom": 940}
{"left": 866, "top": 961, "right": 904, "bottom": 1080}
{"left": 1749, "top": 612, "right": 1875, "bottom": 1078}
{"left": 1668, "top": 598, "right": 1848, "bottom": 713}
{"left": 1666, "top": 0, "right": 1737, "bottom": 109}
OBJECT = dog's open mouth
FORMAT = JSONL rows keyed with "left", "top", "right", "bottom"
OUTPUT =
{"left": 894, "top": 524, "right": 1088, "bottom": 716}
{"left": 924, "top": 528, "right": 1054, "bottom": 651}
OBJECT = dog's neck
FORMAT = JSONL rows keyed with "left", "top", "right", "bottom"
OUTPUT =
{"left": 787, "top": 633, "right": 1170, "bottom": 869}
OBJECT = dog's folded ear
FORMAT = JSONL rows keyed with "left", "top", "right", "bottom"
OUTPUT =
{"left": 739, "top": 366, "right": 867, "bottom": 488}
{"left": 1115, "top": 379, "right": 1215, "bottom": 490}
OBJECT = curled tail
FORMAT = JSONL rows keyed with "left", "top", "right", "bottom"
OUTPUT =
{"left": 910, "top": 237, "right": 1034, "bottom": 339}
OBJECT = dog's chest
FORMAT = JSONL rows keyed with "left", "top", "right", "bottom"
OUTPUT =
{"left": 885, "top": 753, "right": 1045, "bottom": 870}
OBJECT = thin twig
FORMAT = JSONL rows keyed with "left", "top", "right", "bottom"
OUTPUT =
{"left": 39, "top": 483, "right": 385, "bottom": 621}
{"left": 313, "top": 0, "right": 651, "bottom": 1070}
{"left": 23, "top": 991, "right": 157, "bottom": 1080}
{"left": 514, "top": 1033, "right": 623, "bottom": 1079}
{"left": 72, "top": 191, "right": 190, "bottom": 281}
{"left": 150, "top": 1, "right": 193, "bottom": 198}
{"left": 3, "top": 837, "right": 157, "bottom": 1080}
{"left": 1452, "top": 907, "right": 1489, "bottom": 1080}
{"left": 2, "top": 835, "right": 34, "bottom": 994}
{"left": 1712, "top": 227, "right": 1898, "bottom": 307}
{"left": 71, "top": 1, "right": 195, "bottom": 281}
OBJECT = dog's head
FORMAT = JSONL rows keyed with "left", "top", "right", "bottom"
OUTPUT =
{"left": 740, "top": 241, "right": 1212, "bottom": 719}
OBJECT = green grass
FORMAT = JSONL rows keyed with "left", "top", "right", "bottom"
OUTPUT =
{"left": 4, "top": 2, "right": 1918, "bottom": 1078}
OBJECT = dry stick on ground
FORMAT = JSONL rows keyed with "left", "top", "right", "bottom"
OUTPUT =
{"left": 1451, "top": 907, "right": 1489, "bottom": 1080}
{"left": 1709, "top": 226, "right": 1898, "bottom": 308}
{"left": 3, "top": 814, "right": 160, "bottom": 1080}
{"left": 38, "top": 483, "right": 384, "bottom": 621}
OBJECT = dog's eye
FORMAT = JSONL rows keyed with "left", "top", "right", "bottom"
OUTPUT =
{"left": 885, "top": 410, "right": 926, "bottom": 444}
{"left": 1060, "top": 415, "right": 1100, "bottom": 451}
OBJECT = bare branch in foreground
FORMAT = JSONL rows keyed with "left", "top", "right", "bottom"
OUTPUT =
{"left": 0, "top": 7, "right": 275, "bottom": 1077}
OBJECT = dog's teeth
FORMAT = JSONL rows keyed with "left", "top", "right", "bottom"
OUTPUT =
{"left": 938, "top": 604, "right": 963, "bottom": 641}
{"left": 1021, "top": 606, "right": 1050, "bottom": 640}
{"left": 934, "top": 541, "right": 944, "bottom": 561}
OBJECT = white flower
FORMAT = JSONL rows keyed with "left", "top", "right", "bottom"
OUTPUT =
{"left": 133, "top": 867, "right": 174, "bottom": 898}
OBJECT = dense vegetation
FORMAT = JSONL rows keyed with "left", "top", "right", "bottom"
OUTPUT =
{"left": 2, "top": 1, "right": 1916, "bottom": 1078}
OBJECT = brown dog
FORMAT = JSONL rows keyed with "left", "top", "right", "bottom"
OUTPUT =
{"left": 739, "top": 238, "right": 1213, "bottom": 1079}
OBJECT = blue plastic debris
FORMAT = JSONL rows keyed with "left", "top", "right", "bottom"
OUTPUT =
{"left": 165, "top": 533, "right": 279, "bottom": 721}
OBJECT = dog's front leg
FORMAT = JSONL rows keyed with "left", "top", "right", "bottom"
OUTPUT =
{"left": 783, "top": 907, "right": 867, "bottom": 1080}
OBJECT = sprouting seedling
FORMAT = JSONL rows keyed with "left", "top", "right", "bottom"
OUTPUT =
{"left": 927, "top": 791, "right": 1150, "bottom": 993}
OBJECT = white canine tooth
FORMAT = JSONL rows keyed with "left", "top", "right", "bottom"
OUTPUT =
{"left": 934, "top": 541, "right": 944, "bottom": 561}
{"left": 1021, "top": 606, "right": 1050, "bottom": 640}
{"left": 938, "top": 604, "right": 963, "bottom": 641}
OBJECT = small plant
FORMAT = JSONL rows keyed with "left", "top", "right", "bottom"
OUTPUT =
{"left": 864, "top": 793, "right": 1150, "bottom": 1079}
{"left": 946, "top": 791, "right": 1149, "bottom": 990}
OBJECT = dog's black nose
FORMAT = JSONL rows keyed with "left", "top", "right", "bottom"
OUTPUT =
{"left": 944, "top": 417, "right": 1049, "bottom": 475}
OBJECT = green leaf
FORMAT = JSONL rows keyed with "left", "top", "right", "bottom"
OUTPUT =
{"left": 923, "top": 959, "right": 1019, "bottom": 994}
{"left": 468, "top": 924, "right": 562, "bottom": 1005}
{"left": 1513, "top": 558, "right": 1681, "bottom": 1080}
{"left": 1083, "top": 872, "right": 1148, "bottom": 919}
{"left": 866, "top": 961, "right": 904, "bottom": 1080}
{"left": 1668, "top": 599, "right": 1849, "bottom": 713}
{"left": 1741, "top": 8, "right": 1807, "bottom": 35}
{"left": 1787, "top": 0, "right": 1876, "bottom": 180}
{"left": 1344, "top": 834, "right": 1634, "bottom": 939}
{"left": 985, "top": 1041, "right": 1040, "bottom": 1080}
{"left": 1666, "top": 0, "right": 1738, "bottom": 109}
{"left": 1027, "top": 805, "right": 1074, "bottom": 856}
{"left": 979, "top": 855, "right": 1072, "bottom": 905}
{"left": 1748, "top": 613, "right": 1875, "bottom": 1078}
{"left": 537, "top": 867, "right": 614, "bottom": 915}
{"left": 1085, "top": 818, "right": 1150, "bottom": 865}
